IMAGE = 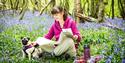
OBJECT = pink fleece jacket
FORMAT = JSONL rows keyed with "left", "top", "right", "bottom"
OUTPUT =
{"left": 44, "top": 16, "right": 81, "bottom": 43}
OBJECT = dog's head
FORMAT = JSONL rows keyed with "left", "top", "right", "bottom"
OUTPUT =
{"left": 21, "top": 37, "right": 30, "bottom": 45}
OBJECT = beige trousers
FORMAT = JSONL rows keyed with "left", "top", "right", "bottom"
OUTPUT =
{"left": 36, "top": 32, "right": 76, "bottom": 57}
{"left": 54, "top": 38, "right": 76, "bottom": 57}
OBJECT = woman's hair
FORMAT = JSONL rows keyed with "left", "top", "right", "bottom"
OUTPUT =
{"left": 51, "top": 6, "right": 68, "bottom": 21}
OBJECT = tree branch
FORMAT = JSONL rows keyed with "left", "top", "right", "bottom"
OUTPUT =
{"left": 39, "top": 0, "right": 54, "bottom": 15}
{"left": 76, "top": 13, "right": 98, "bottom": 22}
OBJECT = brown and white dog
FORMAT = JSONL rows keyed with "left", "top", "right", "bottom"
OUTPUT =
{"left": 21, "top": 37, "right": 42, "bottom": 60}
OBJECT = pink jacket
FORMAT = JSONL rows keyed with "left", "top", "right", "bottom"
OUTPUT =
{"left": 44, "top": 17, "right": 81, "bottom": 43}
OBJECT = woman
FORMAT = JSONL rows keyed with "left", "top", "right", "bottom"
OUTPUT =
{"left": 33, "top": 6, "right": 81, "bottom": 58}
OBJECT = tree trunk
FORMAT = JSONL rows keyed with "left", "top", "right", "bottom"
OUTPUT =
{"left": 111, "top": 0, "right": 114, "bottom": 19}
{"left": 98, "top": 0, "right": 105, "bottom": 22}
{"left": 60, "top": 0, "right": 70, "bottom": 14}
{"left": 39, "top": 0, "right": 55, "bottom": 15}
{"left": 94, "top": 0, "right": 100, "bottom": 18}
{"left": 74, "top": 0, "right": 81, "bottom": 23}
{"left": 90, "top": 0, "right": 95, "bottom": 17}
{"left": 87, "top": 0, "right": 90, "bottom": 16}
{"left": 118, "top": 0, "right": 125, "bottom": 19}
{"left": 124, "top": 0, "right": 125, "bottom": 19}
{"left": 121, "top": 0, "right": 124, "bottom": 19}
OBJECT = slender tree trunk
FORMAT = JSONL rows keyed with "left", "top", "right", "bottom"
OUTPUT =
{"left": 39, "top": 0, "right": 55, "bottom": 15}
{"left": 90, "top": 0, "right": 95, "bottom": 17}
{"left": 0, "top": 0, "right": 5, "bottom": 10}
{"left": 112, "top": 0, "right": 114, "bottom": 19}
{"left": 74, "top": 0, "right": 81, "bottom": 23}
{"left": 123, "top": 0, "right": 125, "bottom": 19}
{"left": 118, "top": 0, "right": 125, "bottom": 19}
{"left": 90, "top": 0, "right": 100, "bottom": 18}
{"left": 98, "top": 0, "right": 105, "bottom": 22}
{"left": 87, "top": 0, "right": 90, "bottom": 16}
{"left": 19, "top": 1, "right": 28, "bottom": 20}
{"left": 120, "top": 0, "right": 125, "bottom": 19}
{"left": 95, "top": 0, "right": 100, "bottom": 18}
{"left": 60, "top": 0, "right": 69, "bottom": 12}
{"left": 14, "top": 0, "right": 19, "bottom": 10}
{"left": 79, "top": 0, "right": 85, "bottom": 22}
{"left": 64, "top": 0, "right": 69, "bottom": 12}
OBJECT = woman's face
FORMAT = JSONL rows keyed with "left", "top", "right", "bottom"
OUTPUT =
{"left": 52, "top": 12, "right": 64, "bottom": 21}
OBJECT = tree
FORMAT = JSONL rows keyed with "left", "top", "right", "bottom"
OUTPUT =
{"left": 111, "top": 0, "right": 114, "bottom": 19}
{"left": 74, "top": 0, "right": 81, "bottom": 23}
{"left": 118, "top": 0, "right": 125, "bottom": 19}
{"left": 98, "top": 0, "right": 107, "bottom": 22}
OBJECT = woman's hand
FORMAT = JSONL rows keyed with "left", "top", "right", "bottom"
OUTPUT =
{"left": 31, "top": 42, "right": 37, "bottom": 46}
{"left": 31, "top": 42, "right": 39, "bottom": 47}
{"left": 73, "top": 35, "right": 78, "bottom": 40}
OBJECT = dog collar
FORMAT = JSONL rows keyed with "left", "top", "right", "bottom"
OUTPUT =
{"left": 23, "top": 45, "right": 32, "bottom": 50}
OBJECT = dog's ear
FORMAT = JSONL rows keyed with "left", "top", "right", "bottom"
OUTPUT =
{"left": 21, "top": 37, "right": 23, "bottom": 40}
{"left": 27, "top": 37, "right": 30, "bottom": 40}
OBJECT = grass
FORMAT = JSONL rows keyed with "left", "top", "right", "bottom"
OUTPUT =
{"left": 0, "top": 23, "right": 125, "bottom": 63}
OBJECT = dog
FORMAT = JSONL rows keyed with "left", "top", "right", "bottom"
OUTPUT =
{"left": 19, "top": 28, "right": 73, "bottom": 59}
{"left": 21, "top": 37, "right": 42, "bottom": 60}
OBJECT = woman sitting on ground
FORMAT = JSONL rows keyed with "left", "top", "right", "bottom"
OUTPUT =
{"left": 33, "top": 6, "right": 81, "bottom": 58}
